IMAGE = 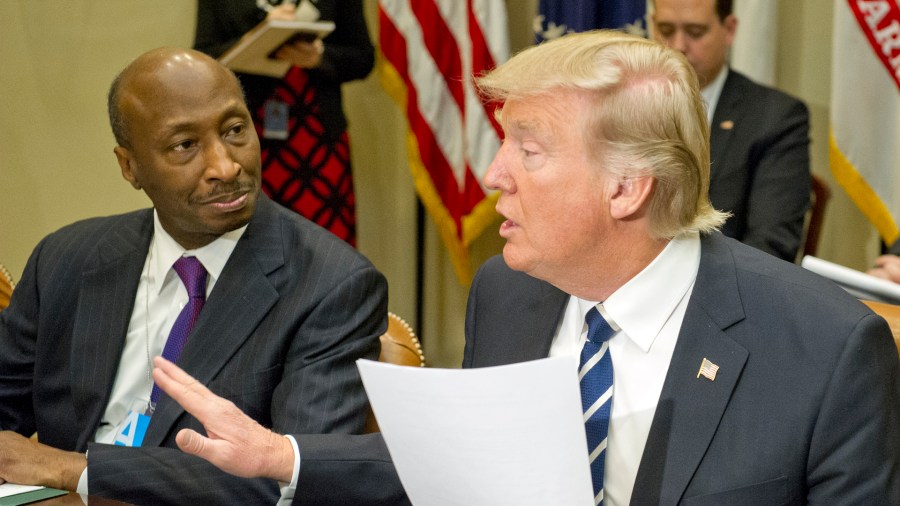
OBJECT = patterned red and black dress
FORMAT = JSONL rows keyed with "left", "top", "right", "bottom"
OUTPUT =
{"left": 254, "top": 66, "right": 357, "bottom": 245}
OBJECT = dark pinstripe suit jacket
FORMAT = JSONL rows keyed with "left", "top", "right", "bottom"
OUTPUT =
{"left": 0, "top": 195, "right": 387, "bottom": 505}
{"left": 709, "top": 69, "right": 811, "bottom": 263}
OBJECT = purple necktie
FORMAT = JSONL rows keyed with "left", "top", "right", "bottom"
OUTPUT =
{"left": 148, "top": 256, "right": 207, "bottom": 411}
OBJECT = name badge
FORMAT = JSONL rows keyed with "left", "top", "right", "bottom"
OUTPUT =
{"left": 113, "top": 399, "right": 152, "bottom": 447}
{"left": 263, "top": 99, "right": 290, "bottom": 140}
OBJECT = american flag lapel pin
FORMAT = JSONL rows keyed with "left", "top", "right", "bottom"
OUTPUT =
{"left": 697, "top": 357, "right": 719, "bottom": 381}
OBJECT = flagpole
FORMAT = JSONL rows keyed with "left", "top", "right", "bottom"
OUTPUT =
{"left": 415, "top": 196, "right": 425, "bottom": 341}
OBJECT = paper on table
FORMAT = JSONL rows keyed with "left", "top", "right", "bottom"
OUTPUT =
{"left": 0, "top": 484, "right": 67, "bottom": 506}
{"left": 357, "top": 356, "right": 594, "bottom": 506}
{"left": 0, "top": 485, "right": 42, "bottom": 499}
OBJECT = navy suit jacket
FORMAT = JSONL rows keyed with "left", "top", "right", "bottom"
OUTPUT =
{"left": 709, "top": 69, "right": 811, "bottom": 262}
{"left": 0, "top": 196, "right": 387, "bottom": 505}
{"left": 464, "top": 233, "right": 900, "bottom": 504}
{"left": 301, "top": 232, "right": 900, "bottom": 504}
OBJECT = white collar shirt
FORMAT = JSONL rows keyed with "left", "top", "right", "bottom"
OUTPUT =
{"left": 93, "top": 211, "right": 247, "bottom": 444}
{"left": 548, "top": 231, "right": 701, "bottom": 506}
{"left": 701, "top": 65, "right": 729, "bottom": 124}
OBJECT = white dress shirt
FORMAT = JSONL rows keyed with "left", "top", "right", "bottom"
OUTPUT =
{"left": 78, "top": 211, "right": 247, "bottom": 495}
{"left": 701, "top": 65, "right": 729, "bottom": 124}
{"left": 548, "top": 231, "right": 701, "bottom": 506}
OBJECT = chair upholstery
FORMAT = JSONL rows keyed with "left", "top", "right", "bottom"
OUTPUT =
{"left": 364, "top": 312, "right": 425, "bottom": 432}
{"left": 0, "top": 263, "right": 14, "bottom": 311}
{"left": 379, "top": 312, "right": 426, "bottom": 368}
{"left": 801, "top": 174, "right": 831, "bottom": 258}
{"left": 861, "top": 299, "right": 900, "bottom": 359}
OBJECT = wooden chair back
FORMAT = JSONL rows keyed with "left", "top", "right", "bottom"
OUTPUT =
{"left": 0, "top": 264, "right": 14, "bottom": 311}
{"left": 364, "top": 312, "right": 425, "bottom": 432}
{"left": 802, "top": 174, "right": 831, "bottom": 258}
{"left": 379, "top": 312, "right": 425, "bottom": 367}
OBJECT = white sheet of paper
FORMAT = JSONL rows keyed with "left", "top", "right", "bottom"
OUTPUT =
{"left": 357, "top": 356, "right": 594, "bottom": 506}
{"left": 0, "top": 484, "right": 43, "bottom": 498}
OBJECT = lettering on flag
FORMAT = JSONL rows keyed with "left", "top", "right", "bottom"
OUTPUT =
{"left": 831, "top": 0, "right": 900, "bottom": 246}
{"left": 851, "top": 0, "right": 900, "bottom": 91}
{"left": 378, "top": 0, "right": 509, "bottom": 282}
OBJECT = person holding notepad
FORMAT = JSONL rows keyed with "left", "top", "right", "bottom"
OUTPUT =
{"left": 195, "top": 0, "right": 374, "bottom": 247}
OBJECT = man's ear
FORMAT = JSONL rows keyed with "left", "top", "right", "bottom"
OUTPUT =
{"left": 114, "top": 146, "right": 142, "bottom": 190}
{"left": 609, "top": 175, "right": 654, "bottom": 220}
{"left": 723, "top": 14, "right": 738, "bottom": 47}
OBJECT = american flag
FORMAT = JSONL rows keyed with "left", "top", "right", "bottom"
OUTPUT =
{"left": 697, "top": 357, "right": 719, "bottom": 381}
{"left": 377, "top": 0, "right": 509, "bottom": 282}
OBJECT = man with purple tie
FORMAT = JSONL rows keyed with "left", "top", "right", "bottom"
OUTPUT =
{"left": 0, "top": 46, "right": 387, "bottom": 505}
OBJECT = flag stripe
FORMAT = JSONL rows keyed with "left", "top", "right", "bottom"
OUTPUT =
{"left": 379, "top": 2, "right": 464, "bottom": 219}
{"left": 411, "top": 0, "right": 466, "bottom": 111}
{"left": 379, "top": 0, "right": 508, "bottom": 280}
{"left": 468, "top": 0, "right": 503, "bottom": 139}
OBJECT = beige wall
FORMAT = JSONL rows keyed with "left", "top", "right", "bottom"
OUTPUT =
{"left": 0, "top": 1, "right": 880, "bottom": 368}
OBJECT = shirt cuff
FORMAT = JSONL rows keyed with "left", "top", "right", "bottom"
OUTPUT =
{"left": 76, "top": 464, "right": 89, "bottom": 504}
{"left": 275, "top": 434, "right": 301, "bottom": 506}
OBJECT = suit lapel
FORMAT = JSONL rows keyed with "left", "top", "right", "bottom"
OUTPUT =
{"left": 70, "top": 211, "right": 153, "bottom": 449}
{"left": 631, "top": 233, "right": 749, "bottom": 505}
{"left": 143, "top": 198, "right": 283, "bottom": 446}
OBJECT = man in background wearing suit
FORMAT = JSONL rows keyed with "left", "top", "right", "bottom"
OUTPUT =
{"left": 653, "top": 0, "right": 811, "bottom": 262}
{"left": 0, "top": 47, "right": 387, "bottom": 504}
{"left": 156, "top": 31, "right": 898, "bottom": 504}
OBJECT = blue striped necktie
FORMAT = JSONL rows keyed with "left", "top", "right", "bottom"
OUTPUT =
{"left": 580, "top": 306, "right": 615, "bottom": 505}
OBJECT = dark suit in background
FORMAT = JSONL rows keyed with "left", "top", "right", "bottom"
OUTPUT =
{"left": 709, "top": 69, "right": 811, "bottom": 263}
{"left": 464, "top": 232, "right": 900, "bottom": 504}
{"left": 0, "top": 196, "right": 387, "bottom": 504}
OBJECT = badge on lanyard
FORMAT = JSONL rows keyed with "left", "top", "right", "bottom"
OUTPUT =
{"left": 263, "top": 99, "right": 290, "bottom": 140}
{"left": 113, "top": 399, "right": 151, "bottom": 447}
